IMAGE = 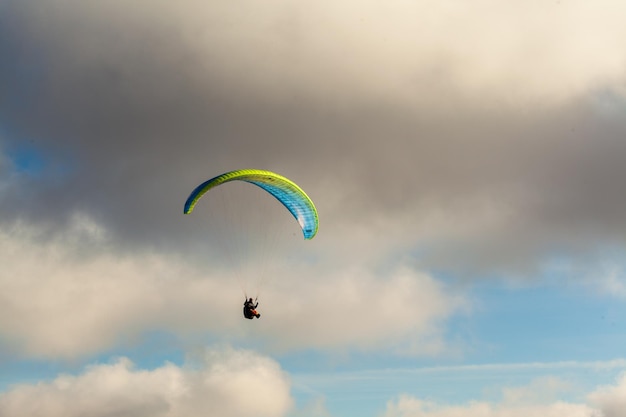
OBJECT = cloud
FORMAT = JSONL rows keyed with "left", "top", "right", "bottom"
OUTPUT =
{"left": 0, "top": 218, "right": 241, "bottom": 358}
{"left": 589, "top": 373, "right": 626, "bottom": 417}
{"left": 382, "top": 376, "right": 599, "bottom": 417}
{"left": 382, "top": 396, "right": 596, "bottom": 417}
{"left": 0, "top": 346, "right": 292, "bottom": 417}
{"left": 1, "top": 0, "right": 626, "bottom": 284}
{"left": 500, "top": 376, "right": 576, "bottom": 406}
{"left": 8, "top": 0, "right": 623, "bottom": 107}
{"left": 382, "top": 373, "right": 626, "bottom": 417}
{"left": 367, "top": 359, "right": 626, "bottom": 376}
{"left": 259, "top": 264, "right": 466, "bottom": 354}
{"left": 9, "top": 360, "right": 626, "bottom": 417}
{"left": 0, "top": 217, "right": 464, "bottom": 359}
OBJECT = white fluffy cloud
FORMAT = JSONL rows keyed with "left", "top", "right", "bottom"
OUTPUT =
{"left": 262, "top": 264, "right": 464, "bottom": 355}
{"left": 0, "top": 216, "right": 464, "bottom": 359}
{"left": 382, "top": 376, "right": 598, "bottom": 417}
{"left": 0, "top": 346, "right": 292, "bottom": 417}
{"left": 383, "top": 396, "right": 596, "bottom": 417}
{"left": 589, "top": 373, "right": 626, "bottom": 417}
{"left": 9, "top": 363, "right": 626, "bottom": 417}
{"left": 0, "top": 218, "right": 234, "bottom": 358}
{"left": 382, "top": 374, "right": 626, "bottom": 417}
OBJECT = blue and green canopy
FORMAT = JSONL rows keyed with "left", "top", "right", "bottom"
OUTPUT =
{"left": 184, "top": 169, "right": 319, "bottom": 239}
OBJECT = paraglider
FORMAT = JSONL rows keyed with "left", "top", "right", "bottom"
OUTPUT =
{"left": 243, "top": 297, "right": 260, "bottom": 319}
{"left": 184, "top": 169, "right": 318, "bottom": 320}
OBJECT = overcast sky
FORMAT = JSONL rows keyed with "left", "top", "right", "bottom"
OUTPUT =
{"left": 1, "top": 0, "right": 626, "bottom": 416}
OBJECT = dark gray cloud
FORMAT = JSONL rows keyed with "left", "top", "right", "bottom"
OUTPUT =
{"left": 2, "top": 0, "right": 626, "bottom": 278}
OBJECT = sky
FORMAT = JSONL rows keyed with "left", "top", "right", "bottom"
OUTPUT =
{"left": 1, "top": 0, "right": 626, "bottom": 416}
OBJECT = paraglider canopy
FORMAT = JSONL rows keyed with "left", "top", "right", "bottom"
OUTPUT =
{"left": 184, "top": 169, "right": 319, "bottom": 239}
